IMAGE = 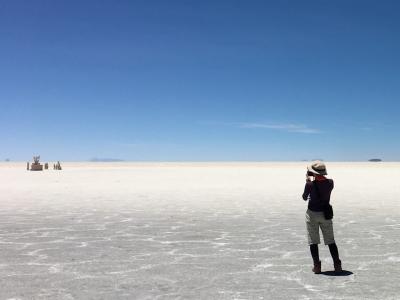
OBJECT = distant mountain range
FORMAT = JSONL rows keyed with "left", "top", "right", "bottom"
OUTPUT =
{"left": 89, "top": 157, "right": 125, "bottom": 162}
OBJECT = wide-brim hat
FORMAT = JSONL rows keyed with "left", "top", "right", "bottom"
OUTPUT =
{"left": 307, "top": 161, "right": 327, "bottom": 175}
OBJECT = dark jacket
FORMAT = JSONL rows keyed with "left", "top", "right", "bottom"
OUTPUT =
{"left": 302, "top": 179, "right": 334, "bottom": 212}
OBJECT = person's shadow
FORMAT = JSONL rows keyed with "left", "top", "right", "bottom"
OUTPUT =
{"left": 321, "top": 270, "right": 353, "bottom": 276}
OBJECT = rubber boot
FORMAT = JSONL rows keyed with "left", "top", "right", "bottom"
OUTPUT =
{"left": 334, "top": 259, "right": 342, "bottom": 273}
{"left": 312, "top": 261, "right": 321, "bottom": 274}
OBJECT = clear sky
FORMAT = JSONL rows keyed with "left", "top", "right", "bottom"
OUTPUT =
{"left": 1, "top": 0, "right": 399, "bottom": 161}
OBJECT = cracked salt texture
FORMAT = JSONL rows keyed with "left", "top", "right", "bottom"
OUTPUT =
{"left": 0, "top": 162, "right": 399, "bottom": 299}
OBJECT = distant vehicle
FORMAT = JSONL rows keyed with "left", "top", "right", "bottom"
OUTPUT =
{"left": 30, "top": 155, "right": 43, "bottom": 171}
{"left": 368, "top": 158, "right": 382, "bottom": 162}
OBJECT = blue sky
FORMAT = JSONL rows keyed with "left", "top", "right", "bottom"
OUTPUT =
{"left": 1, "top": 0, "right": 399, "bottom": 161}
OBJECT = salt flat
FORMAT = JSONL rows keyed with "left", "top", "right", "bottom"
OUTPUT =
{"left": 1, "top": 162, "right": 399, "bottom": 300}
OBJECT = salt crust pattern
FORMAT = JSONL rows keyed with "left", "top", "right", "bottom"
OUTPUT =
{"left": 0, "top": 162, "right": 399, "bottom": 299}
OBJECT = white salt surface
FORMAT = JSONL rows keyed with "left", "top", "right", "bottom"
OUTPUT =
{"left": 1, "top": 162, "right": 400, "bottom": 299}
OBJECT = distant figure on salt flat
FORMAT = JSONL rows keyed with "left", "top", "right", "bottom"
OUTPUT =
{"left": 54, "top": 161, "right": 62, "bottom": 170}
{"left": 302, "top": 161, "right": 342, "bottom": 274}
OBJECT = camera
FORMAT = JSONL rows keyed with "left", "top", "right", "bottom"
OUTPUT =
{"left": 307, "top": 171, "right": 314, "bottom": 177}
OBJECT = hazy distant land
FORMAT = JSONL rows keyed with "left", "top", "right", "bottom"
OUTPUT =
{"left": 89, "top": 157, "right": 125, "bottom": 162}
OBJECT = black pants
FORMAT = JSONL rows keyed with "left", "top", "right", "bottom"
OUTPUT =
{"left": 310, "top": 243, "right": 340, "bottom": 263}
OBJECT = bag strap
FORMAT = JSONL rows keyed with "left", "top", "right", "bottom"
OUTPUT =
{"left": 313, "top": 180, "right": 324, "bottom": 204}
{"left": 313, "top": 179, "right": 331, "bottom": 206}
{"left": 313, "top": 180, "right": 322, "bottom": 202}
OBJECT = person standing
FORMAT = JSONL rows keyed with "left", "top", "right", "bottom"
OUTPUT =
{"left": 302, "top": 161, "right": 342, "bottom": 274}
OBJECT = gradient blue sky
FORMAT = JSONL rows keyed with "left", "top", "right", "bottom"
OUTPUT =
{"left": 1, "top": 0, "right": 399, "bottom": 161}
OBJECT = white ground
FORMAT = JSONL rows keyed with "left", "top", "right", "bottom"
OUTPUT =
{"left": 1, "top": 162, "right": 399, "bottom": 300}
